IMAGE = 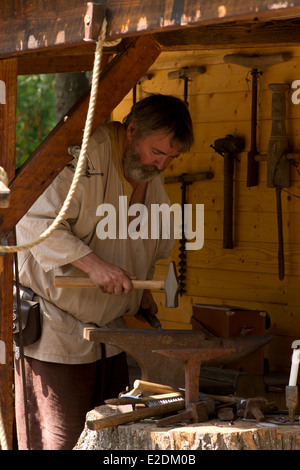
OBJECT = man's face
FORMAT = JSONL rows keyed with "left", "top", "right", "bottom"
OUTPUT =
{"left": 123, "top": 124, "right": 180, "bottom": 182}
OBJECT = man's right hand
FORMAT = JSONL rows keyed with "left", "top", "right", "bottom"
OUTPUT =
{"left": 71, "top": 252, "right": 136, "bottom": 295}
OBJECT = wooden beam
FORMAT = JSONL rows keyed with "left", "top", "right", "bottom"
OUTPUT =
{"left": 14, "top": 15, "right": 300, "bottom": 74}
{"left": 104, "top": 0, "right": 300, "bottom": 35}
{"left": 0, "top": 35, "right": 161, "bottom": 235}
{"left": 17, "top": 50, "right": 114, "bottom": 76}
{"left": 153, "top": 17, "right": 300, "bottom": 50}
{"left": 0, "top": 0, "right": 105, "bottom": 59}
{"left": 17, "top": 52, "right": 95, "bottom": 76}
{"left": 2, "top": 0, "right": 300, "bottom": 59}
{"left": 0, "top": 58, "right": 17, "bottom": 450}
{"left": 15, "top": 17, "right": 300, "bottom": 76}
{"left": 16, "top": 40, "right": 124, "bottom": 76}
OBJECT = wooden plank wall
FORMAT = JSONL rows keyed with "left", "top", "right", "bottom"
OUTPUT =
{"left": 112, "top": 45, "right": 300, "bottom": 373}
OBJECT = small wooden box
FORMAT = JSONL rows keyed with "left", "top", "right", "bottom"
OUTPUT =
{"left": 192, "top": 304, "right": 268, "bottom": 375}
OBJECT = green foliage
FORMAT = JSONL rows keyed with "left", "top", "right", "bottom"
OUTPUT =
{"left": 16, "top": 74, "right": 57, "bottom": 168}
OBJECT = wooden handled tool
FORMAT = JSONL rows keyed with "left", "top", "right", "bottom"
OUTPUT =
{"left": 223, "top": 53, "right": 290, "bottom": 187}
{"left": 55, "top": 261, "right": 179, "bottom": 308}
{"left": 168, "top": 66, "right": 206, "bottom": 105}
{"left": 164, "top": 171, "right": 214, "bottom": 296}
{"left": 267, "top": 83, "right": 290, "bottom": 280}
{"left": 87, "top": 400, "right": 185, "bottom": 431}
{"left": 55, "top": 276, "right": 164, "bottom": 290}
{"left": 133, "top": 379, "right": 182, "bottom": 395}
{"left": 211, "top": 135, "right": 245, "bottom": 249}
{"left": 204, "top": 393, "right": 246, "bottom": 405}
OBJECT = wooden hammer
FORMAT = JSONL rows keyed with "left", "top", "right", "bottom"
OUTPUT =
{"left": 54, "top": 261, "right": 179, "bottom": 308}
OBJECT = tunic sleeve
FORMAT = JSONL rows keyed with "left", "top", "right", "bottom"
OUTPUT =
{"left": 16, "top": 165, "right": 93, "bottom": 272}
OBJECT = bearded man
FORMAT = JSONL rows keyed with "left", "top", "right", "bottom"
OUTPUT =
{"left": 14, "top": 94, "right": 194, "bottom": 450}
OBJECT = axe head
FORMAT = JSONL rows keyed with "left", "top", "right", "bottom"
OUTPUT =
{"left": 165, "top": 262, "right": 179, "bottom": 308}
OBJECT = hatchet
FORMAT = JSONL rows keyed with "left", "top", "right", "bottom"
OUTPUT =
{"left": 54, "top": 261, "right": 179, "bottom": 308}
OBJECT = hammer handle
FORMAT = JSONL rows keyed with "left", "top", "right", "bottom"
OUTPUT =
{"left": 87, "top": 400, "right": 185, "bottom": 431}
{"left": 276, "top": 187, "right": 285, "bottom": 281}
{"left": 223, "top": 153, "right": 234, "bottom": 249}
{"left": 54, "top": 276, "right": 164, "bottom": 290}
{"left": 133, "top": 379, "right": 181, "bottom": 395}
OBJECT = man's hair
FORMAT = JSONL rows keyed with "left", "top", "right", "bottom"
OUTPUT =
{"left": 123, "top": 94, "right": 194, "bottom": 153}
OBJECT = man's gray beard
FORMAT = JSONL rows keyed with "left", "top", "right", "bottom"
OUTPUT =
{"left": 123, "top": 146, "right": 162, "bottom": 182}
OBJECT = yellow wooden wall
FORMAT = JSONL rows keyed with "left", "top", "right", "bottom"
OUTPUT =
{"left": 112, "top": 45, "right": 300, "bottom": 373}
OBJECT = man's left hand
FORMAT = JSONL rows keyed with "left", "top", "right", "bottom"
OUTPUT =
{"left": 135, "top": 289, "right": 158, "bottom": 323}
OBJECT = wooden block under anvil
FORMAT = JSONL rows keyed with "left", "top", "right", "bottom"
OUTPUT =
{"left": 192, "top": 304, "right": 269, "bottom": 375}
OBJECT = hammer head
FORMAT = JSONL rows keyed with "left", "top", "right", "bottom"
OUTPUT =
{"left": 213, "top": 134, "right": 245, "bottom": 155}
{"left": 165, "top": 261, "right": 179, "bottom": 308}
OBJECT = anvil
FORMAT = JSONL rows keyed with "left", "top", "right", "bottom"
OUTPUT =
{"left": 83, "top": 327, "right": 274, "bottom": 389}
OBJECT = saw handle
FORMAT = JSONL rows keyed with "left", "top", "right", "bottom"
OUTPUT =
{"left": 54, "top": 276, "right": 164, "bottom": 290}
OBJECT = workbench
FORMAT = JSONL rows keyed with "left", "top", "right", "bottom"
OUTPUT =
{"left": 74, "top": 406, "right": 300, "bottom": 451}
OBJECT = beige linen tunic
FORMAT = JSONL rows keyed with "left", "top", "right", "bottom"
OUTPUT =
{"left": 16, "top": 123, "right": 174, "bottom": 364}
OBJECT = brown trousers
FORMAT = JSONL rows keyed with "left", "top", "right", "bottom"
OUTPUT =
{"left": 14, "top": 353, "right": 129, "bottom": 450}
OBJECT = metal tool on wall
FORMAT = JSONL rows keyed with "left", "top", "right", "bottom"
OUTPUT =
{"left": 132, "top": 73, "right": 153, "bottom": 105}
{"left": 267, "top": 83, "right": 290, "bottom": 281}
{"left": 166, "top": 66, "right": 207, "bottom": 291}
{"left": 253, "top": 82, "right": 300, "bottom": 281}
{"left": 164, "top": 171, "right": 214, "bottom": 295}
{"left": 223, "top": 53, "right": 290, "bottom": 187}
{"left": 168, "top": 65, "right": 206, "bottom": 105}
{"left": 211, "top": 135, "right": 245, "bottom": 249}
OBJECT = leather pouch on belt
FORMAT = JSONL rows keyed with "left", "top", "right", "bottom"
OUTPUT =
{"left": 13, "top": 282, "right": 41, "bottom": 347}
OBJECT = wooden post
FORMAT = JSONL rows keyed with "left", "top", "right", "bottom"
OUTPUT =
{"left": 0, "top": 58, "right": 17, "bottom": 450}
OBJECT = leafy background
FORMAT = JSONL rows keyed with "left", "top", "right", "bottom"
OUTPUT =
{"left": 16, "top": 72, "right": 90, "bottom": 168}
{"left": 16, "top": 74, "right": 57, "bottom": 168}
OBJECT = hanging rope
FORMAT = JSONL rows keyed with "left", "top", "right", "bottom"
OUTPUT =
{"left": 0, "top": 17, "right": 107, "bottom": 254}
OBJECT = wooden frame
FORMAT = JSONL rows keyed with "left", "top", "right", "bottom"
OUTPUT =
{"left": 0, "top": 58, "right": 17, "bottom": 449}
{"left": 1, "top": 0, "right": 300, "bottom": 60}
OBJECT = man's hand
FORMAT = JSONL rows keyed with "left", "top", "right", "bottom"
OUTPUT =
{"left": 72, "top": 252, "right": 136, "bottom": 295}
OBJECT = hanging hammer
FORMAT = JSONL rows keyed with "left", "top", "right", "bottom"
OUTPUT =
{"left": 211, "top": 135, "right": 245, "bottom": 249}
{"left": 223, "top": 53, "right": 290, "bottom": 187}
{"left": 168, "top": 66, "right": 206, "bottom": 106}
{"left": 54, "top": 261, "right": 179, "bottom": 308}
{"left": 132, "top": 73, "right": 153, "bottom": 105}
